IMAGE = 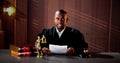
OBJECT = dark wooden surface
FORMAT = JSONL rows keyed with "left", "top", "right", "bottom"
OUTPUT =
{"left": 0, "top": 49, "right": 120, "bottom": 63}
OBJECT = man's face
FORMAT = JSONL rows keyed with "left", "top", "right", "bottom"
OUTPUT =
{"left": 54, "top": 12, "right": 68, "bottom": 30}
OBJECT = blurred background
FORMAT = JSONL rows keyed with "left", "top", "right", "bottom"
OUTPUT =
{"left": 0, "top": 0, "right": 120, "bottom": 52}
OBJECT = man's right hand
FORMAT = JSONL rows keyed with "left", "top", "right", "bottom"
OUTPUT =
{"left": 42, "top": 47, "right": 51, "bottom": 55}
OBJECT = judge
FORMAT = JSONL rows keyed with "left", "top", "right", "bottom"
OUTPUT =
{"left": 38, "top": 9, "right": 88, "bottom": 57}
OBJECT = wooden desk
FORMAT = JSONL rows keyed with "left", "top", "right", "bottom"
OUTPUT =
{"left": 0, "top": 49, "right": 120, "bottom": 63}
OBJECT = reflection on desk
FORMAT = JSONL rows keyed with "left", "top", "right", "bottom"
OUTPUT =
{"left": 0, "top": 49, "right": 120, "bottom": 63}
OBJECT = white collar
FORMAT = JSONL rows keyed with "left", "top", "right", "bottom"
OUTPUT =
{"left": 55, "top": 27, "right": 66, "bottom": 38}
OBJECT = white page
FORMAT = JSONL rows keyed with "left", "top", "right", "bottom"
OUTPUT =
{"left": 49, "top": 44, "right": 67, "bottom": 54}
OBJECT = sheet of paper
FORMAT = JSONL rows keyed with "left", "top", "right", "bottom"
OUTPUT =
{"left": 49, "top": 44, "right": 67, "bottom": 54}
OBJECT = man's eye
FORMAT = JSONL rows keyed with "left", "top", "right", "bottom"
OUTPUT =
{"left": 61, "top": 18, "right": 64, "bottom": 21}
{"left": 56, "top": 18, "right": 59, "bottom": 20}
{"left": 56, "top": 18, "right": 64, "bottom": 21}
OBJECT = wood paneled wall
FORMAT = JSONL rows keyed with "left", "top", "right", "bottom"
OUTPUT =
{"left": 27, "top": 0, "right": 120, "bottom": 52}
{"left": 1, "top": 0, "right": 120, "bottom": 52}
{"left": 27, "top": 0, "right": 45, "bottom": 45}
{"left": 110, "top": 0, "right": 120, "bottom": 52}
{"left": 2, "top": 0, "right": 15, "bottom": 48}
{"left": 14, "top": 0, "right": 28, "bottom": 46}
{"left": 1, "top": 0, "right": 28, "bottom": 48}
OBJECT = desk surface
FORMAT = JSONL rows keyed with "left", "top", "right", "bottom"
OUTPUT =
{"left": 0, "top": 49, "right": 120, "bottom": 63}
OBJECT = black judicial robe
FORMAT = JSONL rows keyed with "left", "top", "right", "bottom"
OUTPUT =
{"left": 38, "top": 26, "right": 88, "bottom": 55}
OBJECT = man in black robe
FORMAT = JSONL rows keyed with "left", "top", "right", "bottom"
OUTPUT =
{"left": 38, "top": 9, "right": 88, "bottom": 57}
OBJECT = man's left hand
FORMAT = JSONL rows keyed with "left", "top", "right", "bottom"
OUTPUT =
{"left": 66, "top": 47, "right": 75, "bottom": 55}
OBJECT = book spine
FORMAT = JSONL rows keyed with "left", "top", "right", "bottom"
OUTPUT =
{"left": 11, "top": 50, "right": 37, "bottom": 57}
{"left": 18, "top": 47, "right": 36, "bottom": 52}
{"left": 18, "top": 52, "right": 37, "bottom": 57}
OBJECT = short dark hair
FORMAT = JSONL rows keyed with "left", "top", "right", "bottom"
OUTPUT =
{"left": 57, "top": 9, "right": 67, "bottom": 14}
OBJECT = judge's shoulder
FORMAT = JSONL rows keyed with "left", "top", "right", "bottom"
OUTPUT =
{"left": 40, "top": 26, "right": 83, "bottom": 34}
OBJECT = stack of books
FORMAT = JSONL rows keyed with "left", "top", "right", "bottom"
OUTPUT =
{"left": 10, "top": 44, "right": 37, "bottom": 57}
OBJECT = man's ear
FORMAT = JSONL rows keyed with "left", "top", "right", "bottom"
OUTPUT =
{"left": 66, "top": 18, "right": 68, "bottom": 22}
{"left": 67, "top": 18, "right": 68, "bottom": 21}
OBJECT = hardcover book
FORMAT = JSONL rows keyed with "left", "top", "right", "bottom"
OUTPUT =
{"left": 10, "top": 44, "right": 37, "bottom": 57}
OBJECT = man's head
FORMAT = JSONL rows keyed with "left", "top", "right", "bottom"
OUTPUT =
{"left": 54, "top": 9, "right": 68, "bottom": 31}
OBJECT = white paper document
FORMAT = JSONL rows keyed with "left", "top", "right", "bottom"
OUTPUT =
{"left": 49, "top": 44, "right": 67, "bottom": 54}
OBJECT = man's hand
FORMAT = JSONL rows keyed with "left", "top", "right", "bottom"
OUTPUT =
{"left": 66, "top": 47, "right": 75, "bottom": 55}
{"left": 42, "top": 47, "right": 51, "bottom": 55}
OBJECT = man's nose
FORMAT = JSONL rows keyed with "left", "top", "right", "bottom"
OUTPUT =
{"left": 58, "top": 20, "right": 63, "bottom": 24}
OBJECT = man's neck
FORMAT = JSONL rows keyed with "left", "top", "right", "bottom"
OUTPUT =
{"left": 57, "top": 26, "right": 66, "bottom": 32}
{"left": 55, "top": 27, "right": 66, "bottom": 38}
{"left": 58, "top": 28, "right": 63, "bottom": 32}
